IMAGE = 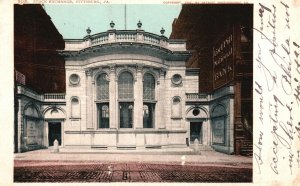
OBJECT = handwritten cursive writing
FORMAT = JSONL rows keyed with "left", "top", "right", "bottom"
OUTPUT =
{"left": 254, "top": 131, "right": 264, "bottom": 174}
{"left": 280, "top": 1, "right": 290, "bottom": 29}
{"left": 255, "top": 43, "right": 278, "bottom": 91}
{"left": 255, "top": 81, "right": 264, "bottom": 124}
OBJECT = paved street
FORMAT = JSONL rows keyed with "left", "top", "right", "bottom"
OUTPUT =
{"left": 14, "top": 148, "right": 252, "bottom": 182}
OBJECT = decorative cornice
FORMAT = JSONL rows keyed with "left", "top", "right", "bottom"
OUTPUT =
{"left": 59, "top": 43, "right": 192, "bottom": 62}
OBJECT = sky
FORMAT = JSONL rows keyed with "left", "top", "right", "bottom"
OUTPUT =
{"left": 44, "top": 4, "right": 182, "bottom": 39}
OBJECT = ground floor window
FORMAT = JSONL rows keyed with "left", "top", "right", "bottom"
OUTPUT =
{"left": 98, "top": 103, "right": 109, "bottom": 128}
{"left": 143, "top": 103, "right": 155, "bottom": 128}
{"left": 119, "top": 102, "right": 133, "bottom": 128}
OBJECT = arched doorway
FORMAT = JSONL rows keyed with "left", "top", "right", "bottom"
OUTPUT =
{"left": 48, "top": 121, "right": 61, "bottom": 146}
{"left": 43, "top": 107, "right": 66, "bottom": 147}
{"left": 186, "top": 106, "right": 210, "bottom": 146}
{"left": 190, "top": 121, "right": 203, "bottom": 144}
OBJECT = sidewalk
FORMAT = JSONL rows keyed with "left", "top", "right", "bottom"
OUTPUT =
{"left": 14, "top": 147, "right": 252, "bottom": 166}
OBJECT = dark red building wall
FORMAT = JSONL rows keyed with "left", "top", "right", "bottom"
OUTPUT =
{"left": 170, "top": 4, "right": 253, "bottom": 93}
{"left": 14, "top": 4, "right": 65, "bottom": 93}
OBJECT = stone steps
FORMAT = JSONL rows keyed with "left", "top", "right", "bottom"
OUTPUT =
{"left": 189, "top": 145, "right": 213, "bottom": 151}
{"left": 240, "top": 140, "right": 253, "bottom": 156}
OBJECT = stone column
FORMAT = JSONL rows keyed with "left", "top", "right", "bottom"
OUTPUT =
{"left": 157, "top": 69, "right": 166, "bottom": 129}
{"left": 61, "top": 120, "right": 64, "bottom": 147}
{"left": 92, "top": 79, "right": 96, "bottom": 129}
{"left": 134, "top": 64, "right": 143, "bottom": 129}
{"left": 44, "top": 121, "right": 49, "bottom": 147}
{"left": 234, "top": 82, "right": 244, "bottom": 154}
{"left": 17, "top": 99, "right": 22, "bottom": 153}
{"left": 109, "top": 64, "right": 117, "bottom": 129}
{"left": 86, "top": 69, "right": 93, "bottom": 129}
{"left": 207, "top": 119, "right": 212, "bottom": 146}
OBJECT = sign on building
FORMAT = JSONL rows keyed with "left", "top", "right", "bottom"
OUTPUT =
{"left": 213, "top": 29, "right": 234, "bottom": 89}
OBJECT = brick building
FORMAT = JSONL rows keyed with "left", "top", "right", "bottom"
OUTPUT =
{"left": 170, "top": 4, "right": 253, "bottom": 155}
{"left": 14, "top": 4, "right": 65, "bottom": 152}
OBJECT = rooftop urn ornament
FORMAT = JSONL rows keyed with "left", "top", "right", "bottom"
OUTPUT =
{"left": 86, "top": 27, "right": 91, "bottom": 35}
{"left": 110, "top": 21, "right": 115, "bottom": 29}
{"left": 160, "top": 27, "right": 165, "bottom": 35}
{"left": 137, "top": 20, "right": 142, "bottom": 29}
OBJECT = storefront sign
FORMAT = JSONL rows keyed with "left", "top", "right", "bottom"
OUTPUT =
{"left": 213, "top": 31, "right": 234, "bottom": 89}
{"left": 212, "top": 118, "right": 225, "bottom": 144}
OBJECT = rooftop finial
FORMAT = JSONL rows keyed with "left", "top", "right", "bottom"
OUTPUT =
{"left": 110, "top": 21, "right": 115, "bottom": 29}
{"left": 137, "top": 20, "right": 142, "bottom": 29}
{"left": 86, "top": 27, "right": 91, "bottom": 35}
{"left": 160, "top": 27, "right": 165, "bottom": 35}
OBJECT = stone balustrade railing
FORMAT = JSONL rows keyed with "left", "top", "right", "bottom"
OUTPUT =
{"left": 186, "top": 93, "right": 210, "bottom": 102}
{"left": 64, "top": 30, "right": 186, "bottom": 51}
{"left": 44, "top": 93, "right": 65, "bottom": 102}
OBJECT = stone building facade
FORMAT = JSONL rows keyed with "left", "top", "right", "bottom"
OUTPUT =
{"left": 59, "top": 25, "right": 204, "bottom": 149}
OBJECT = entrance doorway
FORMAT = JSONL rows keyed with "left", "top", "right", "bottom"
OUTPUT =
{"left": 190, "top": 122, "right": 202, "bottom": 144}
{"left": 48, "top": 122, "right": 61, "bottom": 146}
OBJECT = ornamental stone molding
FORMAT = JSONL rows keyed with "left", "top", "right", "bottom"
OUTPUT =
{"left": 116, "top": 66, "right": 137, "bottom": 81}
{"left": 142, "top": 67, "right": 159, "bottom": 85}
{"left": 136, "top": 64, "right": 143, "bottom": 73}
{"left": 85, "top": 69, "right": 93, "bottom": 76}
{"left": 109, "top": 64, "right": 116, "bottom": 73}
{"left": 93, "top": 67, "right": 110, "bottom": 82}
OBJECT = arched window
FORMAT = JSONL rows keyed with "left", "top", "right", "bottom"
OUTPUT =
{"left": 96, "top": 73, "right": 109, "bottom": 128}
{"left": 118, "top": 71, "right": 134, "bottom": 128}
{"left": 143, "top": 73, "right": 155, "bottom": 128}
{"left": 96, "top": 73, "right": 109, "bottom": 100}
{"left": 143, "top": 73, "right": 155, "bottom": 100}
{"left": 71, "top": 97, "right": 80, "bottom": 118}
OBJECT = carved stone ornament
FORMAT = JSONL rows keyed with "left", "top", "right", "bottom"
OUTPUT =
{"left": 85, "top": 69, "right": 93, "bottom": 76}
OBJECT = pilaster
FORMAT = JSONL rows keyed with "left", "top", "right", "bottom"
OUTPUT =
{"left": 86, "top": 69, "right": 93, "bottom": 129}
{"left": 234, "top": 81, "right": 244, "bottom": 154}
{"left": 158, "top": 69, "right": 166, "bottom": 129}
{"left": 109, "top": 64, "right": 117, "bottom": 129}
{"left": 134, "top": 64, "right": 143, "bottom": 129}
{"left": 17, "top": 99, "right": 22, "bottom": 153}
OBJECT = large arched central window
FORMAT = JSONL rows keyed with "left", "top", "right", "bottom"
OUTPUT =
{"left": 118, "top": 71, "right": 134, "bottom": 99}
{"left": 96, "top": 73, "right": 109, "bottom": 128}
{"left": 143, "top": 73, "right": 155, "bottom": 128}
{"left": 118, "top": 71, "right": 134, "bottom": 128}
